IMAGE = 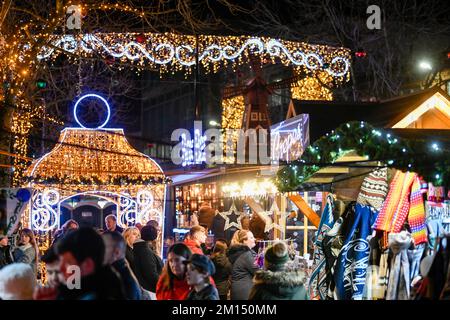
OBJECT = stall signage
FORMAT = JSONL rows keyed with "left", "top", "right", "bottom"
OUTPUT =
{"left": 270, "top": 114, "right": 310, "bottom": 163}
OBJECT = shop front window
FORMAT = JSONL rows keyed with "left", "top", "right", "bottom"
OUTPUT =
{"left": 285, "top": 191, "right": 326, "bottom": 256}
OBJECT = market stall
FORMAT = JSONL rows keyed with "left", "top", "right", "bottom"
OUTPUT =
{"left": 276, "top": 121, "right": 450, "bottom": 300}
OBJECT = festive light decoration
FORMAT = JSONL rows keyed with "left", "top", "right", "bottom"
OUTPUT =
{"left": 270, "top": 114, "right": 309, "bottom": 163}
{"left": 290, "top": 72, "right": 333, "bottom": 101}
{"left": 25, "top": 94, "right": 167, "bottom": 235}
{"left": 275, "top": 121, "right": 450, "bottom": 192}
{"left": 221, "top": 95, "right": 245, "bottom": 163}
{"left": 222, "top": 179, "right": 278, "bottom": 198}
{"left": 179, "top": 127, "right": 206, "bottom": 167}
{"left": 219, "top": 203, "right": 243, "bottom": 231}
{"left": 253, "top": 202, "right": 285, "bottom": 234}
{"left": 37, "top": 33, "right": 351, "bottom": 80}
{"left": 2, "top": 0, "right": 351, "bottom": 185}
{"left": 73, "top": 93, "right": 111, "bottom": 129}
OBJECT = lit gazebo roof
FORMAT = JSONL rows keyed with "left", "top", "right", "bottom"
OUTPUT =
{"left": 26, "top": 128, "right": 165, "bottom": 186}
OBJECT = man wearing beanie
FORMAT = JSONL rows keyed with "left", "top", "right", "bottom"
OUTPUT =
{"left": 184, "top": 254, "right": 219, "bottom": 300}
{"left": 131, "top": 225, "right": 163, "bottom": 293}
{"left": 249, "top": 241, "right": 308, "bottom": 300}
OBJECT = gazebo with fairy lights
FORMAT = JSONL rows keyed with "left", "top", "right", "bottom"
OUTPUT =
{"left": 24, "top": 94, "right": 167, "bottom": 249}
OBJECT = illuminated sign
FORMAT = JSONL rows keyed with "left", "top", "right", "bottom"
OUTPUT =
{"left": 270, "top": 114, "right": 309, "bottom": 163}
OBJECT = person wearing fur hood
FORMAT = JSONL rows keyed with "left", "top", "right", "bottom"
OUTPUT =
{"left": 249, "top": 241, "right": 308, "bottom": 300}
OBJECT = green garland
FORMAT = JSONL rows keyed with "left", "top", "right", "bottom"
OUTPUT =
{"left": 275, "top": 121, "right": 450, "bottom": 192}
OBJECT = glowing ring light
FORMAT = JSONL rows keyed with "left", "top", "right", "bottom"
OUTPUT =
{"left": 73, "top": 93, "right": 111, "bottom": 129}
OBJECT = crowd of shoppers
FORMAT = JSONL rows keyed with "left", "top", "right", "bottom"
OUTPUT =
{"left": 0, "top": 214, "right": 309, "bottom": 300}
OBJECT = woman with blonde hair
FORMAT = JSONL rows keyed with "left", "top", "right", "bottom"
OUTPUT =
{"left": 226, "top": 229, "right": 258, "bottom": 300}
{"left": 122, "top": 227, "right": 141, "bottom": 270}
{"left": 13, "top": 228, "right": 39, "bottom": 276}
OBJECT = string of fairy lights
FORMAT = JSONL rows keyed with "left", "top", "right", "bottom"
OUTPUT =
{"left": 1, "top": 1, "right": 351, "bottom": 188}
{"left": 37, "top": 33, "right": 351, "bottom": 80}
{"left": 290, "top": 72, "right": 333, "bottom": 101}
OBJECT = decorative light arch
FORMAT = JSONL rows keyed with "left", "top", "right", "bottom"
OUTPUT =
{"left": 36, "top": 33, "right": 351, "bottom": 82}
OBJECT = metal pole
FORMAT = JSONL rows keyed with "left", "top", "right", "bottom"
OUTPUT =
{"left": 194, "top": 34, "right": 200, "bottom": 120}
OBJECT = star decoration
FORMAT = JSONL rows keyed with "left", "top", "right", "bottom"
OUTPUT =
{"left": 219, "top": 203, "right": 243, "bottom": 231}
{"left": 259, "top": 202, "right": 284, "bottom": 233}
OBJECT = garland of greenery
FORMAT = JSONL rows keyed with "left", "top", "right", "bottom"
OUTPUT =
{"left": 24, "top": 175, "right": 172, "bottom": 186}
{"left": 275, "top": 121, "right": 450, "bottom": 192}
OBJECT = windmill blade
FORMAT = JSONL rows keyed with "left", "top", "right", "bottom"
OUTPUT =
{"left": 222, "top": 84, "right": 247, "bottom": 99}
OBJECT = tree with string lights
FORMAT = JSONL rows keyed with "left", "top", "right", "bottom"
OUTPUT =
{"left": 0, "top": 0, "right": 249, "bottom": 186}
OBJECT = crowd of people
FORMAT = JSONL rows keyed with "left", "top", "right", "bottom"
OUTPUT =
{"left": 0, "top": 214, "right": 308, "bottom": 300}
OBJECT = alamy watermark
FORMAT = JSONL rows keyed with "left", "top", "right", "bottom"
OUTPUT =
{"left": 366, "top": 5, "right": 381, "bottom": 30}
{"left": 170, "top": 120, "right": 309, "bottom": 173}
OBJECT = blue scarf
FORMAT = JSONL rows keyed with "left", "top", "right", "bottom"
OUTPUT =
{"left": 309, "top": 195, "right": 335, "bottom": 300}
{"left": 334, "top": 203, "right": 378, "bottom": 300}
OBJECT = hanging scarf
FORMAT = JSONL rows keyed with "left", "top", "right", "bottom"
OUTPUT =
{"left": 386, "top": 231, "right": 412, "bottom": 300}
{"left": 323, "top": 217, "right": 344, "bottom": 300}
{"left": 408, "top": 178, "right": 427, "bottom": 245}
{"left": 309, "top": 195, "right": 335, "bottom": 300}
{"left": 374, "top": 171, "right": 428, "bottom": 247}
{"left": 334, "top": 203, "right": 378, "bottom": 300}
{"left": 374, "top": 171, "right": 416, "bottom": 234}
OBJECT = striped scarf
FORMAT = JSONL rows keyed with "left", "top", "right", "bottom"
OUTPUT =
{"left": 374, "top": 171, "right": 427, "bottom": 246}
{"left": 408, "top": 178, "right": 427, "bottom": 245}
{"left": 374, "top": 171, "right": 415, "bottom": 233}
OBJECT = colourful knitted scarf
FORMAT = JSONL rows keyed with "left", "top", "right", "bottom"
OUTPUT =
{"left": 374, "top": 171, "right": 428, "bottom": 246}
{"left": 374, "top": 171, "right": 416, "bottom": 233}
{"left": 408, "top": 178, "right": 427, "bottom": 245}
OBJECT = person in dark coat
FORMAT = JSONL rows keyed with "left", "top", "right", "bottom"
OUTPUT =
{"left": 0, "top": 234, "right": 13, "bottom": 269}
{"left": 185, "top": 254, "right": 219, "bottom": 300}
{"left": 52, "top": 219, "right": 79, "bottom": 245}
{"left": 104, "top": 214, "right": 124, "bottom": 234}
{"left": 132, "top": 225, "right": 163, "bottom": 292}
{"left": 249, "top": 212, "right": 267, "bottom": 241}
{"left": 102, "top": 231, "right": 141, "bottom": 300}
{"left": 227, "top": 230, "right": 258, "bottom": 300}
{"left": 34, "top": 227, "right": 126, "bottom": 300}
{"left": 122, "top": 226, "right": 141, "bottom": 271}
{"left": 249, "top": 241, "right": 308, "bottom": 300}
{"left": 211, "top": 239, "right": 232, "bottom": 300}
{"left": 198, "top": 202, "right": 216, "bottom": 230}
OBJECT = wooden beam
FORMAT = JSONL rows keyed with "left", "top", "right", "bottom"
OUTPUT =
{"left": 306, "top": 177, "right": 334, "bottom": 183}
{"left": 288, "top": 194, "right": 321, "bottom": 227}
{"left": 316, "top": 167, "right": 350, "bottom": 174}
{"left": 335, "top": 155, "right": 368, "bottom": 162}
{"left": 244, "top": 197, "right": 265, "bottom": 218}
